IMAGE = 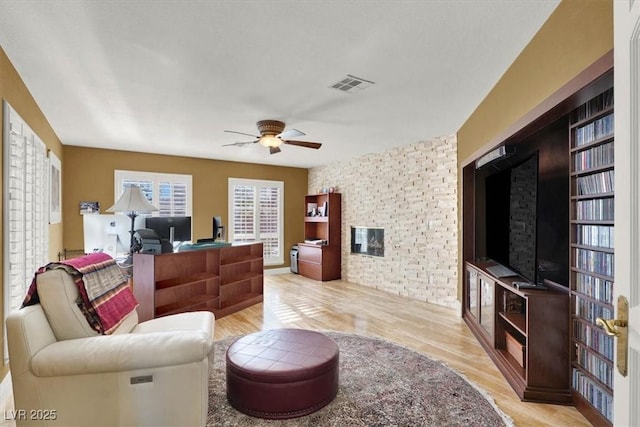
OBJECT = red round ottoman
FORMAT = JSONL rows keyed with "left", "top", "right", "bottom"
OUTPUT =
{"left": 226, "top": 328, "right": 339, "bottom": 419}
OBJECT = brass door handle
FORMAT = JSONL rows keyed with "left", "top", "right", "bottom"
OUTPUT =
{"left": 595, "top": 317, "right": 628, "bottom": 336}
{"left": 595, "top": 295, "right": 629, "bottom": 377}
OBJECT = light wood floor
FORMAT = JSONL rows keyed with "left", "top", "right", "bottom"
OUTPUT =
{"left": 1, "top": 273, "right": 591, "bottom": 427}
{"left": 215, "top": 273, "right": 591, "bottom": 427}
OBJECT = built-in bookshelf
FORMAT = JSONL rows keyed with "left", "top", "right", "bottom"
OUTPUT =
{"left": 569, "top": 87, "right": 615, "bottom": 426}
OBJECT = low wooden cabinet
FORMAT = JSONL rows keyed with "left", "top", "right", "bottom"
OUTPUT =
{"left": 464, "top": 261, "right": 571, "bottom": 404}
{"left": 133, "top": 242, "right": 263, "bottom": 321}
{"left": 297, "top": 243, "right": 341, "bottom": 281}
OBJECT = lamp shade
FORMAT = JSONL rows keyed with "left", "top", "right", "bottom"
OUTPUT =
{"left": 106, "top": 185, "right": 158, "bottom": 213}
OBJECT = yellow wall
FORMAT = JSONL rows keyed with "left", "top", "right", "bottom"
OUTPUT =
{"left": 0, "top": 46, "right": 65, "bottom": 378}
{"left": 458, "top": 0, "right": 613, "bottom": 164}
{"left": 62, "top": 146, "right": 308, "bottom": 265}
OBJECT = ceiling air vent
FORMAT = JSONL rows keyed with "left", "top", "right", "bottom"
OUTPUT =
{"left": 330, "top": 74, "right": 375, "bottom": 94}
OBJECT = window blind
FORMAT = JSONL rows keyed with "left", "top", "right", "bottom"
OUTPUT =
{"left": 232, "top": 184, "right": 256, "bottom": 241}
{"left": 3, "top": 102, "right": 49, "bottom": 318}
{"left": 229, "top": 178, "right": 283, "bottom": 265}
{"left": 259, "top": 186, "right": 281, "bottom": 259}
{"left": 115, "top": 171, "right": 192, "bottom": 217}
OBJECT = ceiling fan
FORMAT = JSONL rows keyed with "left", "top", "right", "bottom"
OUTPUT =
{"left": 223, "top": 120, "right": 322, "bottom": 154}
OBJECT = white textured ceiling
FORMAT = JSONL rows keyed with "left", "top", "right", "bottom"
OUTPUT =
{"left": 0, "top": 0, "right": 559, "bottom": 168}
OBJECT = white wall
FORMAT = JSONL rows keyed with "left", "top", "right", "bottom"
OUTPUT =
{"left": 309, "top": 134, "right": 459, "bottom": 308}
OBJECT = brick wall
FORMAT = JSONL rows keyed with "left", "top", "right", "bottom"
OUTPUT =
{"left": 508, "top": 155, "right": 537, "bottom": 280}
{"left": 308, "top": 134, "right": 459, "bottom": 308}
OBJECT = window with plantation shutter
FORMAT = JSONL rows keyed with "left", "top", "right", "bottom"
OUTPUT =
{"left": 3, "top": 101, "right": 49, "bottom": 327}
{"left": 114, "top": 171, "right": 192, "bottom": 218}
{"left": 229, "top": 178, "right": 284, "bottom": 265}
{"left": 232, "top": 184, "right": 256, "bottom": 241}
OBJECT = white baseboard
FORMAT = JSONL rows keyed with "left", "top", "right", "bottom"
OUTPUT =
{"left": 452, "top": 298, "right": 462, "bottom": 316}
{"left": 264, "top": 267, "right": 291, "bottom": 276}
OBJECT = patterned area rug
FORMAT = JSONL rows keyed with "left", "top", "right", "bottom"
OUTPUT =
{"left": 207, "top": 331, "right": 513, "bottom": 427}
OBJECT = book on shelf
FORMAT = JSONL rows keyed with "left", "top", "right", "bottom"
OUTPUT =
{"left": 304, "top": 239, "right": 325, "bottom": 245}
{"left": 572, "top": 369, "right": 613, "bottom": 422}
{"left": 575, "top": 344, "right": 614, "bottom": 388}
{"left": 576, "top": 224, "right": 614, "bottom": 248}
{"left": 572, "top": 88, "right": 614, "bottom": 123}
{"left": 317, "top": 200, "right": 329, "bottom": 216}
{"left": 573, "top": 141, "right": 614, "bottom": 171}
{"left": 574, "top": 295, "right": 614, "bottom": 323}
{"left": 575, "top": 272, "right": 614, "bottom": 304}
{"left": 575, "top": 198, "right": 615, "bottom": 221}
{"left": 576, "top": 170, "right": 614, "bottom": 195}
{"left": 573, "top": 319, "right": 614, "bottom": 360}
{"left": 503, "top": 292, "right": 524, "bottom": 313}
{"left": 574, "top": 113, "right": 614, "bottom": 146}
{"left": 575, "top": 248, "right": 614, "bottom": 277}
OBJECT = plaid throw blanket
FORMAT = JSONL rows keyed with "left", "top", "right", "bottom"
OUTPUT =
{"left": 22, "top": 252, "right": 138, "bottom": 334}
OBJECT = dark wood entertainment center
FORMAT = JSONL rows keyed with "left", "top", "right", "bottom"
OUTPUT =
{"left": 465, "top": 261, "right": 570, "bottom": 403}
{"left": 462, "top": 51, "right": 615, "bottom": 425}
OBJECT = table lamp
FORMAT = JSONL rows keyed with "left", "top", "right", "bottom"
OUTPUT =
{"left": 106, "top": 184, "right": 158, "bottom": 263}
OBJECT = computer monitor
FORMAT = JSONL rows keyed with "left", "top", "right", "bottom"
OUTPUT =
{"left": 145, "top": 216, "right": 192, "bottom": 243}
{"left": 197, "top": 216, "right": 224, "bottom": 244}
{"left": 213, "top": 216, "right": 223, "bottom": 241}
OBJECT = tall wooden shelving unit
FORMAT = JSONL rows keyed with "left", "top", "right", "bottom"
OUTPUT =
{"left": 297, "top": 192, "right": 341, "bottom": 281}
{"left": 569, "top": 87, "right": 615, "bottom": 426}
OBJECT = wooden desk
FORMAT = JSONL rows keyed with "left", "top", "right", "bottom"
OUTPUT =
{"left": 133, "top": 242, "right": 263, "bottom": 321}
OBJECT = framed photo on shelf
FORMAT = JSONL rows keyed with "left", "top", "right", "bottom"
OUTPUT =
{"left": 49, "top": 150, "right": 61, "bottom": 224}
{"left": 80, "top": 201, "right": 100, "bottom": 215}
{"left": 307, "top": 202, "right": 318, "bottom": 216}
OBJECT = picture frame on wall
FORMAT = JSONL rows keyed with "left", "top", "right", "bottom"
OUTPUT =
{"left": 49, "top": 150, "right": 61, "bottom": 224}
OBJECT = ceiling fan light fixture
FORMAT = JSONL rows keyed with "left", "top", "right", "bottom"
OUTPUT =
{"left": 224, "top": 119, "right": 321, "bottom": 154}
{"left": 259, "top": 134, "right": 282, "bottom": 148}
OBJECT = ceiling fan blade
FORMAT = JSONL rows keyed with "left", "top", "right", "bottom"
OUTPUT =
{"left": 269, "top": 146, "right": 282, "bottom": 154}
{"left": 223, "top": 141, "right": 256, "bottom": 147}
{"left": 278, "top": 128, "right": 305, "bottom": 139}
{"left": 224, "top": 130, "right": 260, "bottom": 138}
{"left": 283, "top": 140, "right": 322, "bottom": 149}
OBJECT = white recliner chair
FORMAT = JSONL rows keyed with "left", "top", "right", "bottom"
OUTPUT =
{"left": 6, "top": 268, "right": 215, "bottom": 427}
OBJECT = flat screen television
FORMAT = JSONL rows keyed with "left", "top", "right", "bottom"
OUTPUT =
{"left": 485, "top": 153, "right": 538, "bottom": 283}
{"left": 145, "top": 216, "right": 192, "bottom": 243}
{"left": 478, "top": 118, "right": 569, "bottom": 287}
